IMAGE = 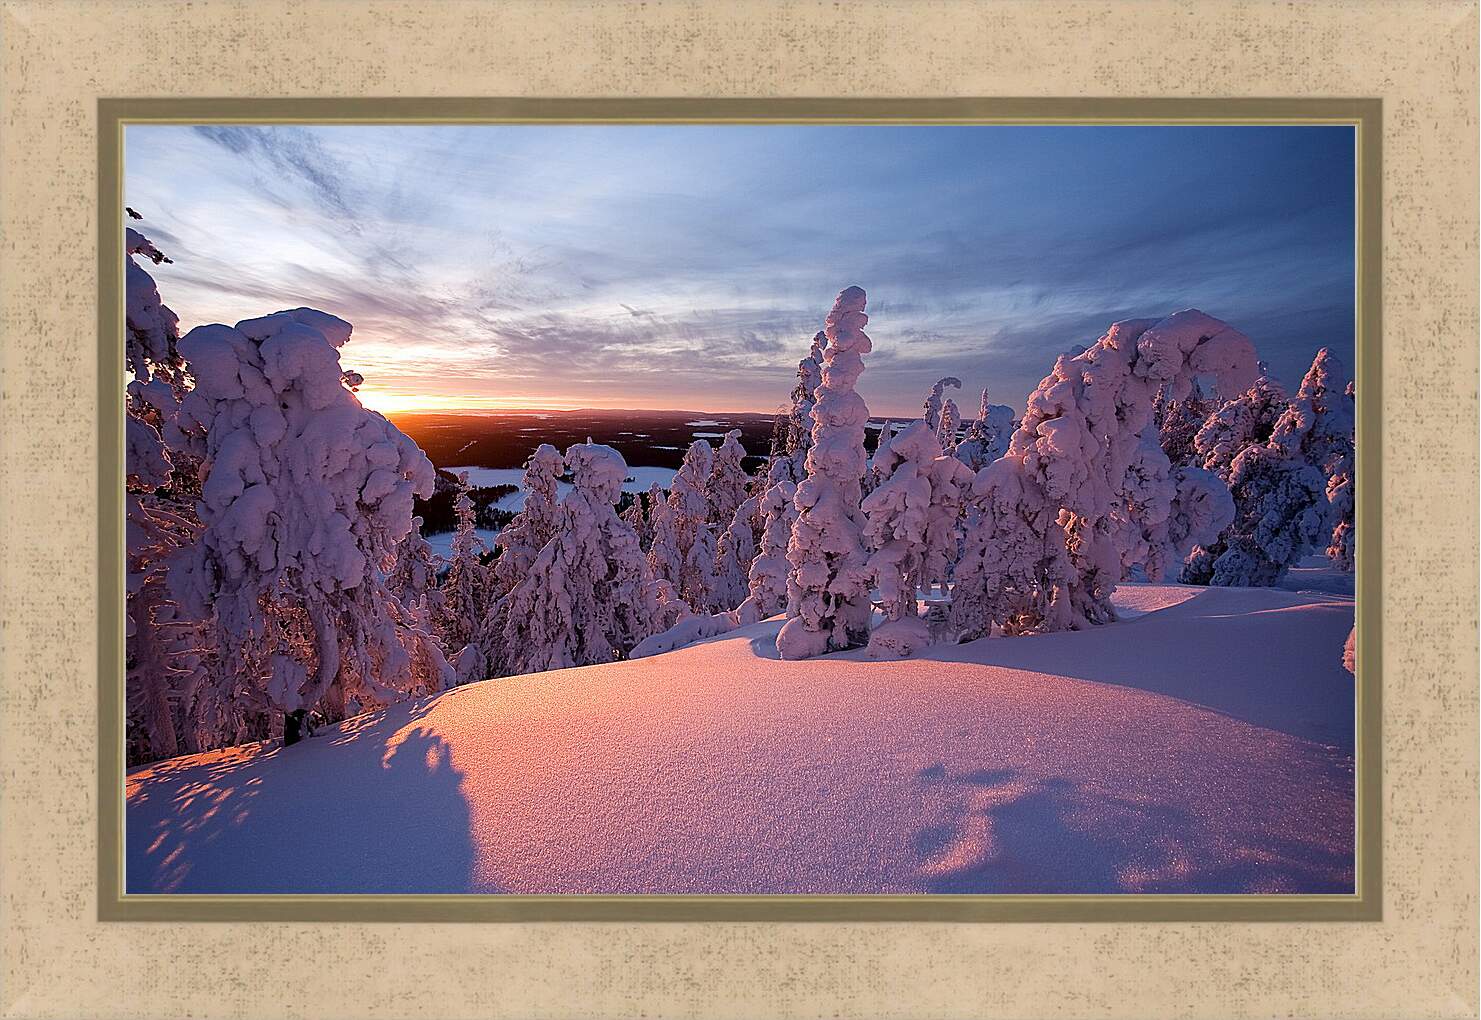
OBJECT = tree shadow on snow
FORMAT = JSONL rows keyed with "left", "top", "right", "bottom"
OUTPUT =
{"left": 911, "top": 768, "right": 1352, "bottom": 894}
{"left": 126, "top": 695, "right": 488, "bottom": 894}
{"left": 919, "top": 588, "right": 1357, "bottom": 753}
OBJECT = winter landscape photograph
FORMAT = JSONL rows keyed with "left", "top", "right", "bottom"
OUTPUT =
{"left": 122, "top": 123, "right": 1360, "bottom": 896}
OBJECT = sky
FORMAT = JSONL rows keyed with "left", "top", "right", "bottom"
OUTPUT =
{"left": 126, "top": 124, "right": 1356, "bottom": 419}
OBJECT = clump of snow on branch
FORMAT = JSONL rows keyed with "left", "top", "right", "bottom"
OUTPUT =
{"left": 777, "top": 286, "right": 875, "bottom": 660}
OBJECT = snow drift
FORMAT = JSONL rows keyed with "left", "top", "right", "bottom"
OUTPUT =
{"left": 127, "top": 581, "right": 1355, "bottom": 895}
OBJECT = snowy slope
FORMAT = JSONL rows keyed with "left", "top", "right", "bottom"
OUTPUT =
{"left": 126, "top": 583, "right": 1355, "bottom": 895}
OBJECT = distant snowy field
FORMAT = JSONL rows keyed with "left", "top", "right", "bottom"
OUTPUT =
{"left": 126, "top": 579, "right": 1355, "bottom": 895}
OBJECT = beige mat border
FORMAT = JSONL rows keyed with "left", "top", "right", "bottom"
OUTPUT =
{"left": 3, "top": 3, "right": 1475, "bottom": 1019}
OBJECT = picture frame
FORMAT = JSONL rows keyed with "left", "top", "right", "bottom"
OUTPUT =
{"left": 3, "top": 2, "right": 1475, "bottom": 1018}
{"left": 97, "top": 95, "right": 1384, "bottom": 924}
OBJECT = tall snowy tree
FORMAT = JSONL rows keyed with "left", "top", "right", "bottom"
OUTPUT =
{"left": 486, "top": 443, "right": 659, "bottom": 674}
{"left": 170, "top": 308, "right": 454, "bottom": 744}
{"left": 1270, "top": 348, "right": 1356, "bottom": 572}
{"left": 648, "top": 439, "right": 717, "bottom": 612}
{"left": 491, "top": 444, "right": 564, "bottom": 598}
{"left": 776, "top": 286, "right": 875, "bottom": 660}
{"left": 937, "top": 397, "right": 962, "bottom": 454}
{"left": 950, "top": 311, "right": 1258, "bottom": 639}
{"left": 860, "top": 421, "right": 971, "bottom": 657}
{"left": 436, "top": 472, "right": 495, "bottom": 664}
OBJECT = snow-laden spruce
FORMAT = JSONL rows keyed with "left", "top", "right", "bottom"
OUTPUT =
{"left": 487, "top": 443, "right": 658, "bottom": 674}
{"left": 125, "top": 226, "right": 247, "bottom": 763}
{"left": 436, "top": 473, "right": 494, "bottom": 664}
{"left": 741, "top": 473, "right": 798, "bottom": 621}
{"left": 1271, "top": 348, "right": 1356, "bottom": 573}
{"left": 954, "top": 389, "right": 1014, "bottom": 472}
{"left": 169, "top": 308, "right": 453, "bottom": 739}
{"left": 783, "top": 332, "right": 827, "bottom": 474}
{"left": 776, "top": 286, "right": 875, "bottom": 660}
{"left": 1153, "top": 377, "right": 1215, "bottom": 469}
{"left": 649, "top": 439, "right": 719, "bottom": 613}
{"left": 860, "top": 421, "right": 974, "bottom": 658}
{"left": 951, "top": 311, "right": 1257, "bottom": 638}
{"left": 1182, "top": 444, "right": 1328, "bottom": 587}
{"left": 491, "top": 444, "right": 564, "bottom": 597}
{"left": 1192, "top": 372, "right": 1289, "bottom": 482}
{"left": 937, "top": 396, "right": 961, "bottom": 454}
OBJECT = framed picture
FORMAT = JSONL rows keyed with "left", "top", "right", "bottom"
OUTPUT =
{"left": 3, "top": 3, "right": 1475, "bottom": 1019}
{"left": 104, "top": 97, "right": 1380, "bottom": 923}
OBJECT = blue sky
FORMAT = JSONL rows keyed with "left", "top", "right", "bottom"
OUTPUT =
{"left": 126, "top": 124, "right": 1355, "bottom": 418}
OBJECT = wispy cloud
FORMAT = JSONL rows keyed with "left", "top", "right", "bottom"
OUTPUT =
{"left": 126, "top": 124, "right": 1356, "bottom": 416}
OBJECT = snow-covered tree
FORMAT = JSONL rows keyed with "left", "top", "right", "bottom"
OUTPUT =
{"left": 950, "top": 311, "right": 1258, "bottom": 639}
{"left": 1326, "top": 449, "right": 1355, "bottom": 571}
{"left": 954, "top": 389, "right": 1014, "bottom": 472}
{"left": 740, "top": 477, "right": 798, "bottom": 620}
{"left": 436, "top": 472, "right": 494, "bottom": 661}
{"left": 1193, "top": 373, "right": 1289, "bottom": 482}
{"left": 1180, "top": 442, "right": 1328, "bottom": 587}
{"left": 777, "top": 286, "right": 875, "bottom": 659}
{"left": 622, "top": 485, "right": 657, "bottom": 552}
{"left": 170, "top": 308, "right": 454, "bottom": 743}
{"left": 649, "top": 439, "right": 717, "bottom": 612}
{"left": 491, "top": 444, "right": 564, "bottom": 598}
{"left": 1114, "top": 437, "right": 1234, "bottom": 582}
{"left": 484, "top": 443, "right": 658, "bottom": 674}
{"left": 713, "top": 492, "right": 762, "bottom": 612}
{"left": 937, "top": 397, "right": 961, "bottom": 454}
{"left": 1271, "top": 349, "right": 1356, "bottom": 572}
{"left": 855, "top": 421, "right": 967, "bottom": 655}
{"left": 862, "top": 422, "right": 939, "bottom": 623}
{"left": 922, "top": 376, "right": 962, "bottom": 433}
{"left": 388, "top": 518, "right": 441, "bottom": 609}
{"left": 706, "top": 429, "right": 751, "bottom": 530}
{"left": 123, "top": 225, "right": 242, "bottom": 763}
{"left": 1153, "top": 377, "right": 1214, "bottom": 469}
{"left": 785, "top": 332, "right": 827, "bottom": 461}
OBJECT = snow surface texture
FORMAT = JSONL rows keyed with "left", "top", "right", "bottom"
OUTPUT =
{"left": 127, "top": 581, "right": 1354, "bottom": 894}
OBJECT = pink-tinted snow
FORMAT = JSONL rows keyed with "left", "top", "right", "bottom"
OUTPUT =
{"left": 126, "top": 583, "right": 1354, "bottom": 895}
